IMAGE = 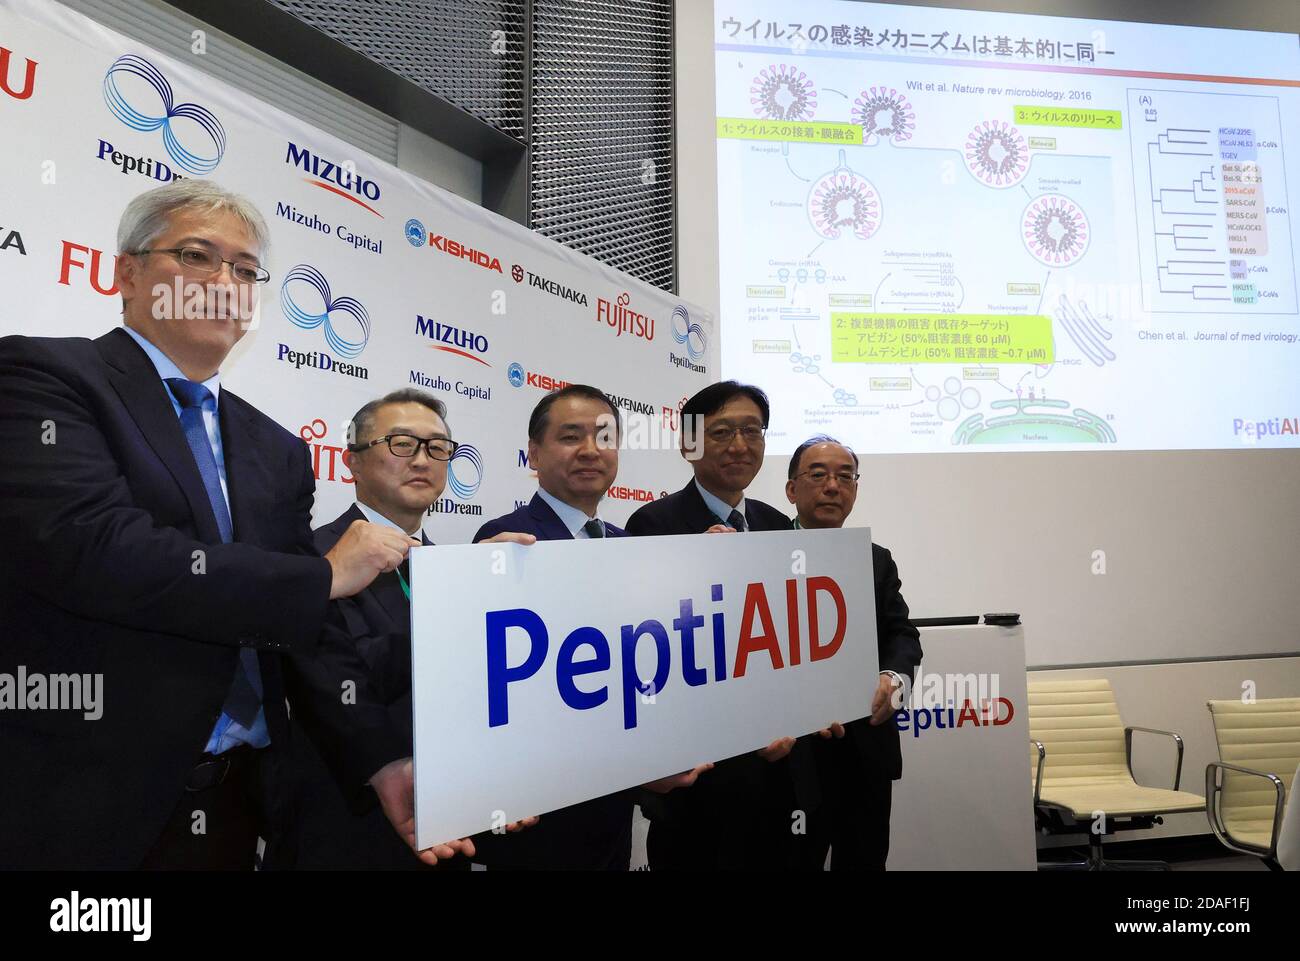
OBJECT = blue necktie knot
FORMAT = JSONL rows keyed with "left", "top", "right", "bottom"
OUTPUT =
{"left": 166, "top": 377, "right": 213, "bottom": 411}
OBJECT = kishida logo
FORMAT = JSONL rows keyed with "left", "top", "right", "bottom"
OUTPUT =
{"left": 102, "top": 54, "right": 226, "bottom": 175}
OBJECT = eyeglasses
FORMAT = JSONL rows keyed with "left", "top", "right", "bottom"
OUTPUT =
{"left": 132, "top": 246, "right": 271, "bottom": 285}
{"left": 704, "top": 424, "right": 767, "bottom": 446}
{"left": 349, "top": 433, "right": 459, "bottom": 461}
{"left": 793, "top": 468, "right": 860, "bottom": 486}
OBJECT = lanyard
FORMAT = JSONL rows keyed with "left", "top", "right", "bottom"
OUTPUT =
{"left": 395, "top": 564, "right": 411, "bottom": 600}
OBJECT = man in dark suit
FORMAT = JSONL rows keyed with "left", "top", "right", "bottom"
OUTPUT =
{"left": 785, "top": 435, "right": 922, "bottom": 870}
{"left": 624, "top": 380, "right": 805, "bottom": 870}
{"left": 0, "top": 179, "right": 469, "bottom": 869}
{"left": 472, "top": 384, "right": 708, "bottom": 869}
{"left": 287, "top": 387, "right": 535, "bottom": 869}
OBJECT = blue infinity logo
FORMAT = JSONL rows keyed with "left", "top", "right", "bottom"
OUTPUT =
{"left": 280, "top": 265, "right": 371, "bottom": 359}
{"left": 671, "top": 305, "right": 706, "bottom": 361}
{"left": 103, "top": 54, "right": 226, "bottom": 175}
{"left": 448, "top": 444, "right": 484, "bottom": 499}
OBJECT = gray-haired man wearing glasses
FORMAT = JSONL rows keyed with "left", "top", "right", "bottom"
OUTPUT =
{"left": 0, "top": 179, "right": 456, "bottom": 869}
{"left": 784, "top": 435, "right": 923, "bottom": 870}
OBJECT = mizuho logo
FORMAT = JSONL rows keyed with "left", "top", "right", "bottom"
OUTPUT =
{"left": 103, "top": 54, "right": 226, "bottom": 175}
{"left": 280, "top": 265, "right": 371, "bottom": 359}
{"left": 448, "top": 443, "right": 485, "bottom": 499}
{"left": 507, "top": 362, "right": 525, "bottom": 388}
{"left": 671, "top": 305, "right": 706, "bottom": 361}
{"left": 405, "top": 218, "right": 427, "bottom": 247}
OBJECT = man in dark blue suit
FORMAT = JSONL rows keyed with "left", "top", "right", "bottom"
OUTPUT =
{"left": 288, "top": 388, "right": 535, "bottom": 868}
{"left": 0, "top": 180, "right": 470, "bottom": 869}
{"left": 472, "top": 384, "right": 708, "bottom": 869}
{"left": 624, "top": 381, "right": 805, "bottom": 869}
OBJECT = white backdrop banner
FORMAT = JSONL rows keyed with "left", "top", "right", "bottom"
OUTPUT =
{"left": 0, "top": 0, "right": 715, "bottom": 539}
{"left": 409, "top": 528, "right": 879, "bottom": 847}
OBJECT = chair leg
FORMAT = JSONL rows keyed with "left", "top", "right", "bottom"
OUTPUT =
{"left": 1037, "top": 851, "right": 1089, "bottom": 871}
{"left": 1088, "top": 831, "right": 1169, "bottom": 871}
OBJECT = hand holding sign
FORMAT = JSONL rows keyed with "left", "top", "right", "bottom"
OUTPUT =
{"left": 369, "top": 757, "right": 476, "bottom": 866}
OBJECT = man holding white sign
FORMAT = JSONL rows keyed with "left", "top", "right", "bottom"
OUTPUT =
{"left": 786, "top": 435, "right": 923, "bottom": 871}
{"left": 465, "top": 385, "right": 709, "bottom": 869}
{"left": 287, "top": 388, "right": 537, "bottom": 869}
{"left": 625, "top": 382, "right": 819, "bottom": 870}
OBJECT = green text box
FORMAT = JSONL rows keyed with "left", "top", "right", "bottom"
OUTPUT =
{"left": 1013, "top": 105, "right": 1121, "bottom": 129}
{"left": 831, "top": 313, "right": 1054, "bottom": 364}
{"left": 717, "top": 117, "right": 863, "bottom": 144}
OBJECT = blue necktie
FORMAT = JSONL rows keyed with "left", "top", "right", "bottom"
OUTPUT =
{"left": 582, "top": 518, "right": 605, "bottom": 539}
{"left": 726, "top": 509, "right": 747, "bottom": 532}
{"left": 166, "top": 378, "right": 263, "bottom": 730}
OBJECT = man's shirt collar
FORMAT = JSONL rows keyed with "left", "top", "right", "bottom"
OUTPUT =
{"left": 694, "top": 477, "right": 746, "bottom": 527}
{"left": 122, "top": 325, "right": 221, "bottom": 407}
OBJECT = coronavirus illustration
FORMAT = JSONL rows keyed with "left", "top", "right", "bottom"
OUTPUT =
{"left": 964, "top": 120, "right": 1029, "bottom": 187}
{"left": 750, "top": 64, "right": 817, "bottom": 120}
{"left": 807, "top": 150, "right": 882, "bottom": 240}
{"left": 1022, "top": 194, "right": 1090, "bottom": 266}
{"left": 852, "top": 86, "right": 915, "bottom": 144}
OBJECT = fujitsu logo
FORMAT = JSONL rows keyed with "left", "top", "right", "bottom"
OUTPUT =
{"left": 299, "top": 419, "right": 353, "bottom": 485}
{"left": 596, "top": 292, "right": 656, "bottom": 342}
{"left": 430, "top": 235, "right": 502, "bottom": 273}
{"left": 0, "top": 47, "right": 38, "bottom": 101}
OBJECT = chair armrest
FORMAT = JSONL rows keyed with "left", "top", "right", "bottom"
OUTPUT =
{"left": 1125, "top": 725, "right": 1185, "bottom": 790}
{"left": 1204, "top": 761, "right": 1286, "bottom": 860}
{"left": 1031, "top": 739, "right": 1046, "bottom": 806}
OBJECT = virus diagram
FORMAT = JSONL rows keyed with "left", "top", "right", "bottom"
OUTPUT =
{"left": 963, "top": 120, "right": 1029, "bottom": 187}
{"left": 750, "top": 64, "right": 817, "bottom": 120}
{"left": 807, "top": 150, "right": 882, "bottom": 240}
{"left": 851, "top": 86, "right": 916, "bottom": 145}
{"left": 1022, "top": 194, "right": 1090, "bottom": 267}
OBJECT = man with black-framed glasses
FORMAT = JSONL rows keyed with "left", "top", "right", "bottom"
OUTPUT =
{"left": 286, "top": 388, "right": 536, "bottom": 869}
{"left": 785, "top": 435, "right": 922, "bottom": 871}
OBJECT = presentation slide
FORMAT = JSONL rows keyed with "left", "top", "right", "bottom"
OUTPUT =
{"left": 714, "top": 0, "right": 1300, "bottom": 453}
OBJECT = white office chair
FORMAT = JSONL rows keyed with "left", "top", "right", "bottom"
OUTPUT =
{"left": 1205, "top": 697, "right": 1300, "bottom": 871}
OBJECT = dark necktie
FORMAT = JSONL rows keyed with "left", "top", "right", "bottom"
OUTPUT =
{"left": 166, "top": 378, "right": 262, "bottom": 728}
{"left": 582, "top": 518, "right": 605, "bottom": 539}
{"left": 726, "top": 509, "right": 747, "bottom": 532}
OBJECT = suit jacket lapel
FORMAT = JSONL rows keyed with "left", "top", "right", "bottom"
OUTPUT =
{"left": 526, "top": 493, "right": 574, "bottom": 540}
{"left": 340, "top": 502, "right": 412, "bottom": 627}
{"left": 681, "top": 480, "right": 724, "bottom": 532}
{"left": 98, "top": 329, "right": 221, "bottom": 543}
{"left": 218, "top": 391, "right": 268, "bottom": 544}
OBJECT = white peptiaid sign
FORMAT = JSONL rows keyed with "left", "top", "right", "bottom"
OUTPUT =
{"left": 409, "top": 527, "right": 878, "bottom": 848}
